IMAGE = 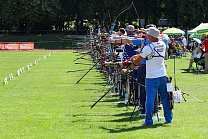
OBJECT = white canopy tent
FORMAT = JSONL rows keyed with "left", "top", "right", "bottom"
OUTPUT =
{"left": 187, "top": 23, "right": 208, "bottom": 35}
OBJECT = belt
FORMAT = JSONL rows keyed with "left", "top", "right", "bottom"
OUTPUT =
{"left": 140, "top": 64, "right": 146, "bottom": 67}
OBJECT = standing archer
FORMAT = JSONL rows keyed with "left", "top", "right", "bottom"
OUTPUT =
{"left": 121, "top": 27, "right": 173, "bottom": 125}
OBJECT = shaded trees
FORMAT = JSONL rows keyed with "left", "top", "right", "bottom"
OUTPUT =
{"left": 0, "top": 0, "right": 208, "bottom": 35}
{"left": 1, "top": 0, "right": 61, "bottom": 35}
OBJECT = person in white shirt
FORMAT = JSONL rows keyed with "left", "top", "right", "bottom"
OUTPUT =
{"left": 121, "top": 27, "right": 172, "bottom": 125}
{"left": 185, "top": 44, "right": 205, "bottom": 72}
{"left": 181, "top": 36, "right": 187, "bottom": 56}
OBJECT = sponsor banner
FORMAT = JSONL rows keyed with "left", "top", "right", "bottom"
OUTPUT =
{"left": 4, "top": 43, "right": 20, "bottom": 49}
{"left": 19, "top": 42, "right": 34, "bottom": 49}
{"left": 0, "top": 42, "right": 34, "bottom": 50}
{"left": 0, "top": 43, "right": 4, "bottom": 49}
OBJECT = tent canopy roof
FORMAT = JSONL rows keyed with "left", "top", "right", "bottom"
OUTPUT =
{"left": 187, "top": 23, "right": 208, "bottom": 34}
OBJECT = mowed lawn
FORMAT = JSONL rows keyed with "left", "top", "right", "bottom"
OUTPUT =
{"left": 0, "top": 51, "right": 207, "bottom": 139}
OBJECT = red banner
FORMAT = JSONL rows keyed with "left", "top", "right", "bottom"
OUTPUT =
{"left": 0, "top": 42, "right": 34, "bottom": 50}
{"left": 0, "top": 43, "right": 4, "bottom": 49}
{"left": 19, "top": 42, "right": 34, "bottom": 49}
{"left": 4, "top": 43, "right": 20, "bottom": 49}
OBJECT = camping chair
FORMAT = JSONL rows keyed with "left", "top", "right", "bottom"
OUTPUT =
{"left": 191, "top": 49, "right": 205, "bottom": 72}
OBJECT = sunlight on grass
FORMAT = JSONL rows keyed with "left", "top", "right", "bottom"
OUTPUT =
{"left": 0, "top": 52, "right": 207, "bottom": 138}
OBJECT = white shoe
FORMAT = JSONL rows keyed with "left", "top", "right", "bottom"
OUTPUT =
{"left": 141, "top": 121, "right": 147, "bottom": 125}
{"left": 135, "top": 106, "right": 141, "bottom": 112}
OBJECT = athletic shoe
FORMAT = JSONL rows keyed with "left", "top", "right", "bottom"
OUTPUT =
{"left": 164, "top": 121, "right": 171, "bottom": 124}
{"left": 141, "top": 121, "right": 152, "bottom": 125}
{"left": 141, "top": 121, "right": 147, "bottom": 125}
{"left": 135, "top": 106, "right": 141, "bottom": 112}
{"left": 185, "top": 69, "right": 190, "bottom": 72}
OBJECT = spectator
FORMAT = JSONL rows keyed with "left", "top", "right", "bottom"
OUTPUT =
{"left": 185, "top": 40, "right": 204, "bottom": 72}
{"left": 181, "top": 36, "right": 187, "bottom": 56}
{"left": 168, "top": 37, "right": 175, "bottom": 58}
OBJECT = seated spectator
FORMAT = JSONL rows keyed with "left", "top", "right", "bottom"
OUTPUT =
{"left": 185, "top": 46, "right": 205, "bottom": 72}
{"left": 174, "top": 41, "right": 181, "bottom": 50}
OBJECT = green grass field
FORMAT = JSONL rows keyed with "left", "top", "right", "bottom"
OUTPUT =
{"left": 0, "top": 51, "right": 207, "bottom": 139}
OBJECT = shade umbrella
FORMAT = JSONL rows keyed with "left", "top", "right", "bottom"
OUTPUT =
{"left": 196, "top": 24, "right": 208, "bottom": 33}
{"left": 192, "top": 38, "right": 201, "bottom": 44}
{"left": 163, "top": 27, "right": 185, "bottom": 35}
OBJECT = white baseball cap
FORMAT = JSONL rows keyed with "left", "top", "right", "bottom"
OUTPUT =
{"left": 147, "top": 27, "right": 160, "bottom": 39}
{"left": 125, "top": 25, "right": 135, "bottom": 32}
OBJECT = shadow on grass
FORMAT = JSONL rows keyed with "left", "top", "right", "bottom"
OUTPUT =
{"left": 107, "top": 117, "right": 140, "bottom": 123}
{"left": 100, "top": 123, "right": 167, "bottom": 133}
{"left": 76, "top": 82, "right": 107, "bottom": 86}
{"left": 112, "top": 111, "right": 140, "bottom": 117}
{"left": 180, "top": 68, "right": 207, "bottom": 75}
{"left": 105, "top": 112, "right": 144, "bottom": 123}
{"left": 85, "top": 88, "right": 101, "bottom": 91}
{"left": 70, "top": 113, "right": 112, "bottom": 117}
{"left": 98, "top": 98, "right": 121, "bottom": 103}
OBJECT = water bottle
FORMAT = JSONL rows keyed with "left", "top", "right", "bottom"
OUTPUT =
{"left": 153, "top": 117, "right": 165, "bottom": 121}
{"left": 125, "top": 92, "right": 129, "bottom": 105}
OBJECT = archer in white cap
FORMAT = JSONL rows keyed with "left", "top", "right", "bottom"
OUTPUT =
{"left": 121, "top": 27, "right": 173, "bottom": 125}
{"left": 125, "top": 25, "right": 136, "bottom": 37}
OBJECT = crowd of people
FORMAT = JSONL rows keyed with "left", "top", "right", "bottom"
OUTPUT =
{"left": 98, "top": 24, "right": 172, "bottom": 125}
{"left": 91, "top": 24, "right": 208, "bottom": 125}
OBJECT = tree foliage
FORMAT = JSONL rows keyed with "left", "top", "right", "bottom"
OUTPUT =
{"left": 0, "top": 0, "right": 208, "bottom": 34}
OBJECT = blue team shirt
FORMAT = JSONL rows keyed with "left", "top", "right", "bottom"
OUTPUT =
{"left": 132, "top": 37, "right": 149, "bottom": 64}
{"left": 160, "top": 37, "right": 169, "bottom": 48}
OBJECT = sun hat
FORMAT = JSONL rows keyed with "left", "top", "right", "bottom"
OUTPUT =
{"left": 147, "top": 27, "right": 160, "bottom": 39}
{"left": 125, "top": 25, "right": 135, "bottom": 32}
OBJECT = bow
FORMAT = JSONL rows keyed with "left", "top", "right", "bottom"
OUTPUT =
{"left": 107, "top": 1, "right": 139, "bottom": 54}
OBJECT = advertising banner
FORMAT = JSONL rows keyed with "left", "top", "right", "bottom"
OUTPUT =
{"left": 0, "top": 43, "right": 4, "bottom": 49}
{"left": 19, "top": 42, "right": 34, "bottom": 49}
{"left": 0, "top": 42, "right": 34, "bottom": 50}
{"left": 4, "top": 43, "right": 20, "bottom": 49}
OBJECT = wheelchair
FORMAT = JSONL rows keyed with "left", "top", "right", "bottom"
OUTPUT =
{"left": 191, "top": 49, "right": 205, "bottom": 72}
{"left": 191, "top": 57, "right": 205, "bottom": 72}
{"left": 196, "top": 58, "right": 205, "bottom": 71}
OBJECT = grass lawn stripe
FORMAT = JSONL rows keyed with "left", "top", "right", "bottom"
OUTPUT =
{"left": 0, "top": 52, "right": 207, "bottom": 138}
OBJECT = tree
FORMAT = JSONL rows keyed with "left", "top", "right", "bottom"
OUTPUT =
{"left": 1, "top": 0, "right": 61, "bottom": 35}
{"left": 1, "top": 0, "right": 208, "bottom": 35}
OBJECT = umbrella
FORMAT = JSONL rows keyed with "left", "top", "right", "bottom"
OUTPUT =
{"left": 192, "top": 38, "right": 201, "bottom": 44}
{"left": 163, "top": 27, "right": 185, "bottom": 35}
{"left": 196, "top": 24, "right": 208, "bottom": 33}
